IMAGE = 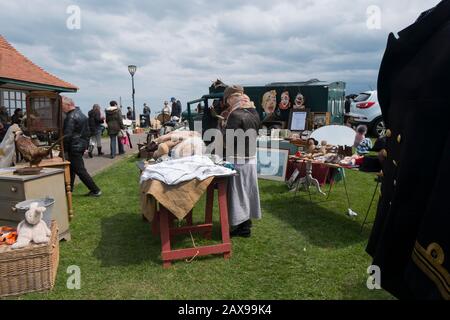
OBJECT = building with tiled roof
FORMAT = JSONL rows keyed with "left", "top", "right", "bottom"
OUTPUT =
{"left": 0, "top": 34, "right": 77, "bottom": 116}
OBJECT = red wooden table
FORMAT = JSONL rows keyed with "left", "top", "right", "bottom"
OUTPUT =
{"left": 151, "top": 177, "right": 232, "bottom": 268}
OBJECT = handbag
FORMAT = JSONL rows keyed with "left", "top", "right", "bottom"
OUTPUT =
{"left": 120, "top": 135, "right": 129, "bottom": 147}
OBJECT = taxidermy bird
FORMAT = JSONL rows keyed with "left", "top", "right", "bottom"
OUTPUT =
{"left": 14, "top": 131, "right": 64, "bottom": 167}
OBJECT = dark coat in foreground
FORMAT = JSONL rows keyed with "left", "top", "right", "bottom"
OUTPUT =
{"left": 367, "top": 0, "right": 450, "bottom": 300}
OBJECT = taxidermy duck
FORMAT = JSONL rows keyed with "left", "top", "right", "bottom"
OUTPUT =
{"left": 14, "top": 131, "right": 64, "bottom": 167}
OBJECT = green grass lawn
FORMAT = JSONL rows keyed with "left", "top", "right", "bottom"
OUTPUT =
{"left": 19, "top": 157, "right": 393, "bottom": 300}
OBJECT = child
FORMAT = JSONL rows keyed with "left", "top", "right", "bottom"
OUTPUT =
{"left": 354, "top": 125, "right": 368, "bottom": 148}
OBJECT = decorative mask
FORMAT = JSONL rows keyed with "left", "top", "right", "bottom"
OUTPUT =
{"left": 294, "top": 93, "right": 305, "bottom": 109}
{"left": 262, "top": 90, "right": 277, "bottom": 114}
{"left": 279, "top": 91, "right": 291, "bottom": 110}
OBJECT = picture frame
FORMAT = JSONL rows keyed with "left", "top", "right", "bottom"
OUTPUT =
{"left": 24, "top": 91, "right": 65, "bottom": 157}
{"left": 288, "top": 109, "right": 310, "bottom": 132}
{"left": 26, "top": 91, "right": 61, "bottom": 132}
{"left": 256, "top": 148, "right": 289, "bottom": 182}
{"left": 310, "top": 112, "right": 331, "bottom": 130}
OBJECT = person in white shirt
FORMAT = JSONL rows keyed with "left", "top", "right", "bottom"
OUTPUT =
{"left": 162, "top": 101, "right": 171, "bottom": 115}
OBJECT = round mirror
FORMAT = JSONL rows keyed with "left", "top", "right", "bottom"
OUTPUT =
{"left": 310, "top": 125, "right": 356, "bottom": 146}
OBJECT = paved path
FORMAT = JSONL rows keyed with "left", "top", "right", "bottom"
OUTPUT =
{"left": 74, "top": 133, "right": 146, "bottom": 184}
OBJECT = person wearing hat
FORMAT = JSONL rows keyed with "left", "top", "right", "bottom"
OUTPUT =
{"left": 223, "top": 85, "right": 262, "bottom": 238}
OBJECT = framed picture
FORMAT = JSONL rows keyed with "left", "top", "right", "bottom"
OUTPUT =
{"left": 310, "top": 112, "right": 330, "bottom": 130}
{"left": 26, "top": 91, "right": 62, "bottom": 132}
{"left": 288, "top": 109, "right": 309, "bottom": 132}
{"left": 256, "top": 148, "right": 289, "bottom": 182}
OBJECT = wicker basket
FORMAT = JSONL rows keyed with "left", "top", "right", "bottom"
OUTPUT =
{"left": 0, "top": 221, "right": 59, "bottom": 297}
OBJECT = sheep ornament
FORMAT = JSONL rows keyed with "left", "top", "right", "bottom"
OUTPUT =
{"left": 12, "top": 202, "right": 51, "bottom": 249}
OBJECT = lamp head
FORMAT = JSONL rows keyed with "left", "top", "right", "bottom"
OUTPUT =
{"left": 128, "top": 65, "right": 137, "bottom": 76}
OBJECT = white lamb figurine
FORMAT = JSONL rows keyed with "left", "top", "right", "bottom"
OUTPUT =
{"left": 12, "top": 202, "right": 51, "bottom": 249}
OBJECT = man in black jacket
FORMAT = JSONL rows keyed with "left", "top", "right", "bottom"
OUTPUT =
{"left": 62, "top": 97, "right": 101, "bottom": 197}
{"left": 367, "top": 0, "right": 450, "bottom": 300}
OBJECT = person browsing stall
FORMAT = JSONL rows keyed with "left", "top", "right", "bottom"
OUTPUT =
{"left": 88, "top": 104, "right": 105, "bottom": 158}
{"left": 105, "top": 101, "right": 125, "bottom": 159}
{"left": 223, "top": 85, "right": 262, "bottom": 238}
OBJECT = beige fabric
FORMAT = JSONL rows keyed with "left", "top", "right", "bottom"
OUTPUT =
{"left": 152, "top": 132, "right": 206, "bottom": 160}
{"left": 155, "top": 131, "right": 200, "bottom": 144}
{"left": 140, "top": 177, "right": 214, "bottom": 222}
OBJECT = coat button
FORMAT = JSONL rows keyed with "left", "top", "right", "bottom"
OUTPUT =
{"left": 393, "top": 180, "right": 397, "bottom": 186}
{"left": 386, "top": 129, "right": 392, "bottom": 138}
{"left": 397, "top": 134, "right": 402, "bottom": 143}
{"left": 393, "top": 160, "right": 398, "bottom": 167}
{"left": 381, "top": 149, "right": 388, "bottom": 158}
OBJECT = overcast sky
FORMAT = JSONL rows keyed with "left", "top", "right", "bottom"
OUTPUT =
{"left": 0, "top": 0, "right": 440, "bottom": 114}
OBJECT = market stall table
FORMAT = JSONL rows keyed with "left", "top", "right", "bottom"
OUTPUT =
{"left": 292, "top": 156, "right": 383, "bottom": 225}
{"left": 291, "top": 157, "right": 357, "bottom": 216}
{"left": 138, "top": 161, "right": 233, "bottom": 268}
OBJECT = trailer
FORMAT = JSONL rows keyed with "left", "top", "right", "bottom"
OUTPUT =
{"left": 185, "top": 79, "right": 346, "bottom": 132}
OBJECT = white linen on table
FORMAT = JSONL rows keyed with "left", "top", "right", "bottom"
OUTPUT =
{"left": 140, "top": 155, "right": 236, "bottom": 185}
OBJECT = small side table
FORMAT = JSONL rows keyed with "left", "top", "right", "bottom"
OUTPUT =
{"left": 150, "top": 177, "right": 232, "bottom": 268}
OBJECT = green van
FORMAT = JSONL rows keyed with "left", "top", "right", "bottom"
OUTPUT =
{"left": 184, "top": 79, "right": 346, "bottom": 131}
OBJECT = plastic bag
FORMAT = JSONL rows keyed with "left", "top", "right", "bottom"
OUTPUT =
{"left": 0, "top": 124, "right": 20, "bottom": 168}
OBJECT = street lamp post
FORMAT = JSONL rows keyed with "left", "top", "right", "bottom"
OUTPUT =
{"left": 128, "top": 65, "right": 137, "bottom": 122}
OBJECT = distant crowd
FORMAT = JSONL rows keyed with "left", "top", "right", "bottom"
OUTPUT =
{"left": 0, "top": 96, "right": 184, "bottom": 198}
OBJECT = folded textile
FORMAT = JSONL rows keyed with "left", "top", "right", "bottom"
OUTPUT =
{"left": 140, "top": 155, "right": 236, "bottom": 185}
{"left": 140, "top": 177, "right": 214, "bottom": 221}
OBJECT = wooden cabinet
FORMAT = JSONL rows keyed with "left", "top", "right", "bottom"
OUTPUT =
{"left": 0, "top": 168, "right": 70, "bottom": 241}
{"left": 17, "top": 158, "right": 74, "bottom": 220}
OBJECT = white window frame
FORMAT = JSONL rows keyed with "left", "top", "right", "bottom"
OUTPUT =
{"left": 1, "top": 89, "right": 27, "bottom": 116}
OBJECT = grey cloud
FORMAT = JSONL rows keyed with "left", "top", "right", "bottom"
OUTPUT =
{"left": 0, "top": 0, "right": 441, "bottom": 113}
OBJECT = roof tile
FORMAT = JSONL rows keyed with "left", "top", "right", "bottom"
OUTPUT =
{"left": 0, "top": 34, "right": 78, "bottom": 91}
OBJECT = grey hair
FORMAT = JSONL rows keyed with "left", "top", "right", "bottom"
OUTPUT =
{"left": 62, "top": 96, "right": 75, "bottom": 107}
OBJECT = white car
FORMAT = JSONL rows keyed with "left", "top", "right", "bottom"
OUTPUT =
{"left": 346, "top": 90, "right": 386, "bottom": 137}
